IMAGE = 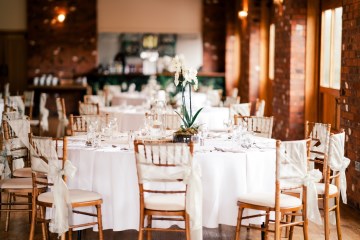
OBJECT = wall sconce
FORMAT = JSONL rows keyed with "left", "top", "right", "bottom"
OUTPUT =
{"left": 238, "top": 10, "right": 248, "bottom": 19}
{"left": 57, "top": 13, "right": 66, "bottom": 23}
{"left": 273, "top": 0, "right": 284, "bottom": 6}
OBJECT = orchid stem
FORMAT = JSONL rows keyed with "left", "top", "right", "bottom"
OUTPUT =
{"left": 189, "top": 83, "right": 192, "bottom": 119}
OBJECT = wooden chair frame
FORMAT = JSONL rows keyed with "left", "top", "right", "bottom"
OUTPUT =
{"left": 28, "top": 134, "right": 104, "bottom": 240}
{"left": 69, "top": 114, "right": 109, "bottom": 136}
{"left": 305, "top": 121, "right": 342, "bottom": 240}
{"left": 134, "top": 140, "right": 194, "bottom": 240}
{"left": 0, "top": 119, "right": 32, "bottom": 232}
{"left": 79, "top": 101, "right": 100, "bottom": 115}
{"left": 234, "top": 115, "right": 274, "bottom": 138}
{"left": 235, "top": 139, "right": 311, "bottom": 240}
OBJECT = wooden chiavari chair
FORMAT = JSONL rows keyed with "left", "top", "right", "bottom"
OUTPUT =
{"left": 229, "top": 103, "right": 252, "bottom": 118}
{"left": 28, "top": 134, "right": 104, "bottom": 240}
{"left": 23, "top": 90, "right": 35, "bottom": 120}
{"left": 305, "top": 122, "right": 345, "bottom": 240}
{"left": 134, "top": 140, "right": 194, "bottom": 240}
{"left": 0, "top": 119, "right": 36, "bottom": 231}
{"left": 79, "top": 101, "right": 100, "bottom": 115}
{"left": 235, "top": 139, "right": 311, "bottom": 240}
{"left": 84, "top": 95, "right": 106, "bottom": 107}
{"left": 234, "top": 116, "right": 274, "bottom": 138}
{"left": 69, "top": 114, "right": 109, "bottom": 136}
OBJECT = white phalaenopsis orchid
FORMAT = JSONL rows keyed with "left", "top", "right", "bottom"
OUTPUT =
{"left": 171, "top": 55, "right": 203, "bottom": 132}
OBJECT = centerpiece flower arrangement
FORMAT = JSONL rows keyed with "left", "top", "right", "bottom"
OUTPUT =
{"left": 171, "top": 55, "right": 203, "bottom": 141}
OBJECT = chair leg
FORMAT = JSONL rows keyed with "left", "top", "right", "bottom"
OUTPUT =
{"left": 138, "top": 210, "right": 144, "bottom": 240}
{"left": 96, "top": 204, "right": 104, "bottom": 240}
{"left": 274, "top": 210, "right": 281, "bottom": 240}
{"left": 5, "top": 192, "right": 12, "bottom": 232}
{"left": 29, "top": 198, "right": 37, "bottom": 240}
{"left": 285, "top": 214, "right": 291, "bottom": 238}
{"left": 185, "top": 213, "right": 191, "bottom": 240}
{"left": 335, "top": 196, "right": 342, "bottom": 240}
{"left": 324, "top": 196, "right": 330, "bottom": 240}
{"left": 28, "top": 193, "right": 32, "bottom": 223}
{"left": 264, "top": 211, "right": 270, "bottom": 240}
{"left": 39, "top": 206, "right": 48, "bottom": 240}
{"left": 147, "top": 215, "right": 152, "bottom": 240}
{"left": 235, "top": 206, "right": 244, "bottom": 240}
{"left": 68, "top": 228, "right": 73, "bottom": 240}
{"left": 303, "top": 213, "right": 309, "bottom": 240}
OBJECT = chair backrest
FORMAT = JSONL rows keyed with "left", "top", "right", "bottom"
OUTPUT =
{"left": 134, "top": 140, "right": 193, "bottom": 197}
{"left": 56, "top": 97, "right": 67, "bottom": 121}
{"left": 6, "top": 95, "right": 25, "bottom": 116}
{"left": 2, "top": 119, "right": 31, "bottom": 172}
{"left": 234, "top": 116, "right": 274, "bottom": 138}
{"left": 305, "top": 121, "right": 331, "bottom": 177}
{"left": 23, "top": 90, "right": 35, "bottom": 119}
{"left": 164, "top": 113, "right": 181, "bottom": 130}
{"left": 275, "top": 139, "right": 310, "bottom": 211}
{"left": 223, "top": 96, "right": 240, "bottom": 107}
{"left": 84, "top": 95, "right": 105, "bottom": 107}
{"left": 230, "top": 103, "right": 252, "bottom": 118}
{"left": 69, "top": 114, "right": 109, "bottom": 136}
{"left": 255, "top": 99, "right": 265, "bottom": 117}
{"left": 29, "top": 134, "right": 67, "bottom": 189}
{"left": 79, "top": 101, "right": 100, "bottom": 115}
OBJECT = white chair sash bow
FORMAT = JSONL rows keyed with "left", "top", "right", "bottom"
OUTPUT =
{"left": 280, "top": 141, "right": 323, "bottom": 225}
{"left": 48, "top": 160, "right": 77, "bottom": 235}
{"left": 30, "top": 137, "right": 77, "bottom": 237}
{"left": 329, "top": 132, "right": 350, "bottom": 204}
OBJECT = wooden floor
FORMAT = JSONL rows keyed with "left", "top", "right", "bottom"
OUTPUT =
{"left": 1, "top": 195, "right": 360, "bottom": 240}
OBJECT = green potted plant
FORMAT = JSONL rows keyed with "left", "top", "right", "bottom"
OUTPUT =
{"left": 171, "top": 56, "right": 203, "bottom": 143}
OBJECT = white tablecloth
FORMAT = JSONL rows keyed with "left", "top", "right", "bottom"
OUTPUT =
{"left": 195, "top": 107, "right": 230, "bottom": 131}
{"left": 111, "top": 93, "right": 148, "bottom": 106}
{"left": 66, "top": 136, "right": 276, "bottom": 231}
{"left": 101, "top": 106, "right": 231, "bottom": 132}
{"left": 100, "top": 106, "right": 146, "bottom": 131}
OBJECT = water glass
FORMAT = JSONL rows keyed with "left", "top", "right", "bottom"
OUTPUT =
{"left": 128, "top": 131, "right": 135, "bottom": 149}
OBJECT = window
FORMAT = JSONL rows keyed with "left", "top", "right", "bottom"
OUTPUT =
{"left": 320, "top": 7, "right": 342, "bottom": 89}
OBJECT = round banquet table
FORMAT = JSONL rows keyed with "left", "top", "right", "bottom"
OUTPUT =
{"left": 66, "top": 135, "right": 276, "bottom": 231}
{"left": 111, "top": 93, "right": 148, "bottom": 106}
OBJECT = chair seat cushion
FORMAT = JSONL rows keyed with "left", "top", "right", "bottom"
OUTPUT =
{"left": 285, "top": 183, "right": 338, "bottom": 196}
{"left": 13, "top": 168, "right": 47, "bottom": 178}
{"left": 238, "top": 193, "right": 302, "bottom": 209}
{"left": 315, "top": 183, "right": 338, "bottom": 195}
{"left": 145, "top": 195, "right": 185, "bottom": 211}
{"left": 38, "top": 189, "right": 102, "bottom": 204}
{"left": 0, "top": 178, "right": 34, "bottom": 189}
{"left": 30, "top": 119, "right": 40, "bottom": 126}
{"left": 13, "top": 168, "right": 32, "bottom": 178}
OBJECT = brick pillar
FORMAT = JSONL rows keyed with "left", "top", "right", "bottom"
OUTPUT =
{"left": 272, "top": 0, "right": 307, "bottom": 140}
{"left": 341, "top": 0, "right": 360, "bottom": 210}
{"left": 238, "top": 0, "right": 261, "bottom": 103}
{"left": 202, "top": 0, "right": 226, "bottom": 72}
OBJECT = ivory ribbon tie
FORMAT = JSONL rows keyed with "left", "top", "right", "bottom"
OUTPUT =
{"left": 48, "top": 160, "right": 77, "bottom": 237}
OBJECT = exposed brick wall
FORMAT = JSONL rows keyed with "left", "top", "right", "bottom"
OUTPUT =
{"left": 27, "top": 0, "right": 97, "bottom": 80}
{"left": 340, "top": 0, "right": 360, "bottom": 210}
{"left": 202, "top": 0, "right": 226, "bottom": 73}
{"left": 272, "top": 0, "right": 307, "bottom": 140}
{"left": 238, "top": 0, "right": 261, "bottom": 104}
